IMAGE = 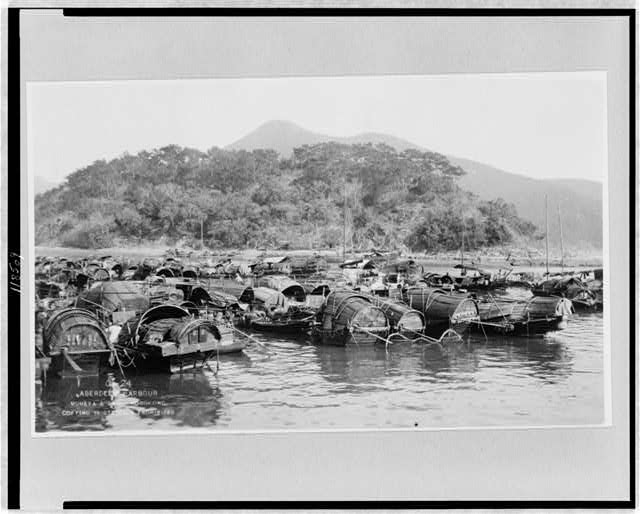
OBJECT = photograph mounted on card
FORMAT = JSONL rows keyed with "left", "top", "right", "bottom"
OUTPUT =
{"left": 28, "top": 72, "right": 610, "bottom": 436}
{"left": 11, "top": 9, "right": 633, "bottom": 509}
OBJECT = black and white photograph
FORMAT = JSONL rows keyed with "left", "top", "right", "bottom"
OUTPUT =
{"left": 7, "top": 8, "right": 634, "bottom": 508}
{"left": 30, "top": 72, "right": 609, "bottom": 434}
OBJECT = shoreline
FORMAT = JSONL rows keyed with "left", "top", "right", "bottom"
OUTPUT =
{"left": 35, "top": 244, "right": 603, "bottom": 271}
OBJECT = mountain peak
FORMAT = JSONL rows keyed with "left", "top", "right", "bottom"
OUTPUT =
{"left": 226, "top": 119, "right": 328, "bottom": 155}
{"left": 226, "top": 119, "right": 423, "bottom": 156}
{"left": 255, "top": 119, "right": 309, "bottom": 131}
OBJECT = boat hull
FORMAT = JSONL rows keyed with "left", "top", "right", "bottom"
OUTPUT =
{"left": 311, "top": 326, "right": 389, "bottom": 346}
{"left": 49, "top": 351, "right": 110, "bottom": 378}
{"left": 471, "top": 315, "right": 567, "bottom": 336}
{"left": 118, "top": 341, "right": 247, "bottom": 374}
{"left": 250, "top": 318, "right": 313, "bottom": 334}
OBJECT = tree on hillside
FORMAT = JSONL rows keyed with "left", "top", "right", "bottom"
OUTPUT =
{"left": 34, "top": 142, "right": 539, "bottom": 251}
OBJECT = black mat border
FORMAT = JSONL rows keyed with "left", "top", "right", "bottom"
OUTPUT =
{"left": 7, "top": 6, "right": 21, "bottom": 511}
{"left": 5, "top": 6, "right": 635, "bottom": 510}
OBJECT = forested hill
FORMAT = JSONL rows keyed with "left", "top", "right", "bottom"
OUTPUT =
{"left": 450, "top": 156, "right": 602, "bottom": 250}
{"left": 35, "top": 143, "right": 539, "bottom": 250}
{"left": 227, "top": 120, "right": 602, "bottom": 249}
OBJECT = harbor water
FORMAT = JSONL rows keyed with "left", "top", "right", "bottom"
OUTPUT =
{"left": 35, "top": 294, "right": 605, "bottom": 433}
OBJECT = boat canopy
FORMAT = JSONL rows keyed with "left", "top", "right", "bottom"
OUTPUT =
{"left": 303, "top": 282, "right": 331, "bottom": 296}
{"left": 169, "top": 318, "right": 221, "bottom": 344}
{"left": 251, "top": 287, "right": 288, "bottom": 310}
{"left": 77, "top": 281, "right": 150, "bottom": 315}
{"left": 321, "top": 291, "right": 387, "bottom": 331}
{"left": 262, "top": 256, "right": 289, "bottom": 265}
{"left": 533, "top": 276, "right": 588, "bottom": 296}
{"left": 406, "top": 287, "right": 478, "bottom": 328}
{"left": 117, "top": 304, "right": 190, "bottom": 347}
{"left": 138, "top": 304, "right": 190, "bottom": 327}
{"left": 43, "top": 307, "right": 109, "bottom": 356}
{"left": 339, "top": 258, "right": 376, "bottom": 270}
{"left": 256, "top": 275, "right": 306, "bottom": 302}
{"left": 372, "top": 297, "right": 424, "bottom": 334}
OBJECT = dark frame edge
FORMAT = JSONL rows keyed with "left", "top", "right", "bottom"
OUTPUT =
{"left": 628, "top": 8, "right": 637, "bottom": 510}
{"left": 61, "top": 7, "right": 637, "bottom": 17}
{"left": 5, "top": 7, "right": 634, "bottom": 511}
{"left": 7, "top": 6, "right": 21, "bottom": 511}
{"left": 61, "top": 499, "right": 637, "bottom": 510}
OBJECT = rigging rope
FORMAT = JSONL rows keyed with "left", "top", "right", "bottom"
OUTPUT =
{"left": 231, "top": 326, "right": 276, "bottom": 355}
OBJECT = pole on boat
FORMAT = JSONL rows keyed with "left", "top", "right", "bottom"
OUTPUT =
{"left": 342, "top": 185, "right": 347, "bottom": 263}
{"left": 544, "top": 194, "right": 549, "bottom": 276}
{"left": 200, "top": 219, "right": 204, "bottom": 249}
{"left": 557, "top": 203, "right": 564, "bottom": 271}
{"left": 231, "top": 326, "right": 276, "bottom": 355}
{"left": 461, "top": 218, "right": 465, "bottom": 268}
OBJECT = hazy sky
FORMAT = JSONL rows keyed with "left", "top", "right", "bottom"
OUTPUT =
{"left": 28, "top": 72, "right": 607, "bottom": 184}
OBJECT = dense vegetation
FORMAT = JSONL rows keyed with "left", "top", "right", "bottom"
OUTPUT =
{"left": 35, "top": 142, "right": 539, "bottom": 250}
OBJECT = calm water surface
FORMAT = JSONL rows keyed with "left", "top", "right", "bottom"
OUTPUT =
{"left": 35, "top": 290, "right": 604, "bottom": 433}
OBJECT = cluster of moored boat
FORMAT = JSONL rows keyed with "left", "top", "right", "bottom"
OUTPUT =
{"left": 34, "top": 251, "right": 603, "bottom": 379}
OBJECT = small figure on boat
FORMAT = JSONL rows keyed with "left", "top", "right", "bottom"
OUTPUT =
{"left": 267, "top": 303, "right": 288, "bottom": 320}
{"left": 555, "top": 294, "right": 574, "bottom": 317}
{"left": 107, "top": 323, "right": 122, "bottom": 345}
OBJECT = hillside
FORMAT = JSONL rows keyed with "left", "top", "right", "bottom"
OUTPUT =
{"left": 227, "top": 120, "right": 602, "bottom": 249}
{"left": 35, "top": 143, "right": 538, "bottom": 251}
{"left": 450, "top": 157, "right": 602, "bottom": 249}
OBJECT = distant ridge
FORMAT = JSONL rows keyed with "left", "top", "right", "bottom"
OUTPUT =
{"left": 227, "top": 120, "right": 602, "bottom": 249}
{"left": 450, "top": 156, "right": 602, "bottom": 250}
{"left": 226, "top": 120, "right": 424, "bottom": 156}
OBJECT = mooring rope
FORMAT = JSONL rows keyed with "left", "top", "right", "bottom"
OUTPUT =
{"left": 400, "top": 326, "right": 464, "bottom": 345}
{"left": 117, "top": 347, "right": 137, "bottom": 368}
{"left": 105, "top": 336, "right": 126, "bottom": 378}
{"left": 111, "top": 344, "right": 141, "bottom": 368}
{"left": 396, "top": 326, "right": 441, "bottom": 345}
{"left": 351, "top": 324, "right": 465, "bottom": 351}
{"left": 231, "top": 326, "right": 276, "bottom": 355}
{"left": 440, "top": 328, "right": 464, "bottom": 343}
{"left": 487, "top": 293, "right": 510, "bottom": 322}
{"left": 349, "top": 325, "right": 394, "bottom": 349}
{"left": 478, "top": 316, "right": 489, "bottom": 342}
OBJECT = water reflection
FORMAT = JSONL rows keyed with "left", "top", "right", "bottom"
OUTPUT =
{"left": 312, "top": 334, "right": 572, "bottom": 389}
{"left": 36, "top": 375, "right": 116, "bottom": 432}
{"left": 122, "top": 371, "right": 224, "bottom": 428}
{"left": 466, "top": 335, "right": 574, "bottom": 385}
{"left": 36, "top": 370, "right": 225, "bottom": 431}
{"left": 35, "top": 311, "right": 603, "bottom": 432}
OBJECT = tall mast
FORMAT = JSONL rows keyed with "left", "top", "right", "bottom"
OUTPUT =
{"left": 342, "top": 186, "right": 347, "bottom": 262}
{"left": 545, "top": 194, "right": 549, "bottom": 275}
{"left": 557, "top": 203, "right": 564, "bottom": 271}
{"left": 461, "top": 219, "right": 465, "bottom": 267}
